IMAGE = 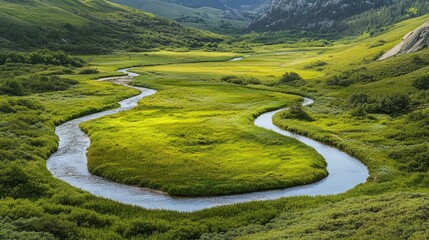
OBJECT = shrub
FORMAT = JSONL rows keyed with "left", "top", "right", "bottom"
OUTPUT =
{"left": 412, "top": 75, "right": 429, "bottom": 90}
{"left": 0, "top": 50, "right": 85, "bottom": 67}
{"left": 350, "top": 105, "right": 367, "bottom": 118}
{"left": 327, "top": 76, "right": 353, "bottom": 87}
{"left": 374, "top": 94, "right": 410, "bottom": 114}
{"left": 278, "top": 101, "right": 313, "bottom": 121}
{"left": 279, "top": 72, "right": 303, "bottom": 84}
{"left": 348, "top": 92, "right": 411, "bottom": 115}
{"left": 0, "top": 164, "right": 46, "bottom": 198}
{"left": 220, "top": 75, "right": 260, "bottom": 85}
{"left": 304, "top": 61, "right": 327, "bottom": 70}
{"left": 348, "top": 92, "right": 370, "bottom": 107}
{"left": 0, "top": 79, "right": 25, "bottom": 96}
{"left": 79, "top": 68, "right": 99, "bottom": 74}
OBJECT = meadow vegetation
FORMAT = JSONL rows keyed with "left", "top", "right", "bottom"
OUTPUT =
{"left": 81, "top": 76, "right": 326, "bottom": 196}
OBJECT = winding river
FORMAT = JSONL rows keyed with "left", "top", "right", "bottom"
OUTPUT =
{"left": 47, "top": 68, "right": 369, "bottom": 212}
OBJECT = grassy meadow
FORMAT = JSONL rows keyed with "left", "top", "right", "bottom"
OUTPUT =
{"left": 80, "top": 77, "right": 326, "bottom": 196}
{"left": 0, "top": 11, "right": 429, "bottom": 240}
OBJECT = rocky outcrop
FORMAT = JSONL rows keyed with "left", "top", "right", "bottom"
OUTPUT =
{"left": 379, "top": 21, "right": 429, "bottom": 60}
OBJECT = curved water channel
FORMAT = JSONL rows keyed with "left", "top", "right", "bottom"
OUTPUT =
{"left": 47, "top": 68, "right": 369, "bottom": 212}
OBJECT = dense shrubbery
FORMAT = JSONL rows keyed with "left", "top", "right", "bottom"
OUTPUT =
{"left": 0, "top": 163, "right": 47, "bottom": 199}
{"left": 348, "top": 92, "right": 410, "bottom": 115}
{"left": 277, "top": 101, "right": 313, "bottom": 121}
{"left": 0, "top": 75, "right": 79, "bottom": 96}
{"left": 413, "top": 75, "right": 429, "bottom": 90}
{"left": 279, "top": 72, "right": 303, "bottom": 84}
{"left": 0, "top": 50, "right": 85, "bottom": 67}
{"left": 78, "top": 68, "right": 99, "bottom": 75}
{"left": 304, "top": 60, "right": 328, "bottom": 70}
{"left": 327, "top": 67, "right": 375, "bottom": 86}
{"left": 220, "top": 75, "right": 261, "bottom": 85}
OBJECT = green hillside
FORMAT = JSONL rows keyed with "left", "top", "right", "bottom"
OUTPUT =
{"left": 0, "top": 0, "right": 223, "bottom": 53}
{"left": 110, "top": 0, "right": 248, "bottom": 33}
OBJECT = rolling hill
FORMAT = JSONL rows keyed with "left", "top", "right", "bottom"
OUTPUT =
{"left": 0, "top": 0, "right": 223, "bottom": 53}
{"left": 110, "top": 0, "right": 248, "bottom": 33}
{"left": 110, "top": 0, "right": 269, "bottom": 33}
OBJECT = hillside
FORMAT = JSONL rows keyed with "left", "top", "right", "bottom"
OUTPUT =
{"left": 110, "top": 0, "right": 248, "bottom": 33}
{"left": 250, "top": 0, "right": 429, "bottom": 35}
{"left": 111, "top": 0, "right": 269, "bottom": 33}
{"left": 0, "top": 0, "right": 223, "bottom": 53}
{"left": 380, "top": 21, "right": 429, "bottom": 60}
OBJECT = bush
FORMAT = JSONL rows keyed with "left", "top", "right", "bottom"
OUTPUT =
{"left": 304, "top": 61, "right": 327, "bottom": 70}
{"left": 348, "top": 92, "right": 370, "bottom": 107}
{"left": 79, "top": 68, "right": 99, "bottom": 74}
{"left": 347, "top": 92, "right": 411, "bottom": 115}
{"left": 0, "top": 164, "right": 46, "bottom": 199}
{"left": 0, "top": 50, "right": 85, "bottom": 67}
{"left": 413, "top": 75, "right": 429, "bottom": 90}
{"left": 0, "top": 79, "right": 25, "bottom": 96}
{"left": 278, "top": 101, "right": 313, "bottom": 121}
{"left": 279, "top": 72, "right": 303, "bottom": 84}
{"left": 327, "top": 75, "right": 353, "bottom": 87}
{"left": 374, "top": 94, "right": 410, "bottom": 114}
{"left": 220, "top": 75, "right": 261, "bottom": 85}
{"left": 1, "top": 75, "right": 79, "bottom": 96}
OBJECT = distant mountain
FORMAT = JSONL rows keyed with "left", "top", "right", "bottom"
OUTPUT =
{"left": 112, "top": 0, "right": 269, "bottom": 33}
{"left": 166, "top": 0, "right": 268, "bottom": 11}
{"left": 0, "top": 0, "right": 223, "bottom": 53}
{"left": 250, "top": 0, "right": 429, "bottom": 35}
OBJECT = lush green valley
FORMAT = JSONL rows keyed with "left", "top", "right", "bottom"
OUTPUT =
{"left": 0, "top": 0, "right": 428, "bottom": 239}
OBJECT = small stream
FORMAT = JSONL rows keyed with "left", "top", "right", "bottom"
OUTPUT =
{"left": 47, "top": 68, "right": 368, "bottom": 212}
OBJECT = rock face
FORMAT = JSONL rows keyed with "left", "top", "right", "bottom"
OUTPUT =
{"left": 379, "top": 21, "right": 429, "bottom": 60}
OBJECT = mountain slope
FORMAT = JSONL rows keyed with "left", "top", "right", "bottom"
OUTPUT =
{"left": 250, "top": 0, "right": 429, "bottom": 35}
{"left": 0, "top": 0, "right": 223, "bottom": 53}
{"left": 111, "top": 0, "right": 269, "bottom": 33}
{"left": 110, "top": 0, "right": 248, "bottom": 33}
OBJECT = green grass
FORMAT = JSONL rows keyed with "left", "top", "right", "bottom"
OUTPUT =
{"left": 82, "top": 50, "right": 240, "bottom": 75}
{"left": 80, "top": 77, "right": 326, "bottom": 196}
{"left": 0, "top": 0, "right": 223, "bottom": 53}
{"left": 136, "top": 15, "right": 429, "bottom": 86}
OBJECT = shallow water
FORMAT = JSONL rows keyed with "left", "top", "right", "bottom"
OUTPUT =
{"left": 47, "top": 69, "right": 369, "bottom": 212}
{"left": 229, "top": 57, "right": 244, "bottom": 61}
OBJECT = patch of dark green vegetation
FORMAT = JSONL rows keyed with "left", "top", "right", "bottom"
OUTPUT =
{"left": 347, "top": 92, "right": 411, "bottom": 116}
{"left": 78, "top": 68, "right": 100, "bottom": 75}
{"left": 279, "top": 72, "right": 303, "bottom": 84}
{"left": 277, "top": 102, "right": 314, "bottom": 121}
{"left": 0, "top": 50, "right": 83, "bottom": 95}
{"left": 0, "top": 50, "right": 85, "bottom": 67}
{"left": 220, "top": 75, "right": 261, "bottom": 85}
{"left": 304, "top": 60, "right": 328, "bottom": 71}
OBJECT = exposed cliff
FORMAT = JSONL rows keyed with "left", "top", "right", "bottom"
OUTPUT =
{"left": 379, "top": 21, "right": 429, "bottom": 60}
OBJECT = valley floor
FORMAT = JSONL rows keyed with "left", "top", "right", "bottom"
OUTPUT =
{"left": 0, "top": 14, "right": 428, "bottom": 240}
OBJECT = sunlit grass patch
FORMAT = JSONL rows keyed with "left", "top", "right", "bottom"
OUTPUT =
{"left": 81, "top": 78, "right": 327, "bottom": 196}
